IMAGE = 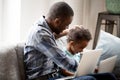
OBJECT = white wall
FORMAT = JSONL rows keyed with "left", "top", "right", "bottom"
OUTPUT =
{"left": 87, "top": 0, "right": 106, "bottom": 48}
{"left": 65, "top": 0, "right": 84, "bottom": 26}
{"left": 21, "top": 0, "right": 50, "bottom": 41}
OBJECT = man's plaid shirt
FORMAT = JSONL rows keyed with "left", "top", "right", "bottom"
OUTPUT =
{"left": 24, "top": 16, "right": 78, "bottom": 79}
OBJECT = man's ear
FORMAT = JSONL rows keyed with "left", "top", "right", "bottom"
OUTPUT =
{"left": 54, "top": 18, "right": 61, "bottom": 26}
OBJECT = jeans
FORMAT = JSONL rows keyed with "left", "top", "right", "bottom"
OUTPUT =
{"left": 35, "top": 73, "right": 117, "bottom": 80}
{"left": 88, "top": 73, "right": 117, "bottom": 80}
{"left": 72, "top": 76, "right": 96, "bottom": 80}
{"left": 48, "top": 76, "right": 96, "bottom": 80}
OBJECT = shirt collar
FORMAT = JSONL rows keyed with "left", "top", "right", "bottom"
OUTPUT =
{"left": 64, "top": 48, "right": 74, "bottom": 57}
{"left": 37, "top": 16, "right": 53, "bottom": 33}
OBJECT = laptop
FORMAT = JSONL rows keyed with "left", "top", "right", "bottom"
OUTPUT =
{"left": 56, "top": 49, "right": 102, "bottom": 80}
{"left": 98, "top": 55, "right": 117, "bottom": 73}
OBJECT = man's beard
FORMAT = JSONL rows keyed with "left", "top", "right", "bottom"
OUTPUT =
{"left": 54, "top": 28, "right": 62, "bottom": 34}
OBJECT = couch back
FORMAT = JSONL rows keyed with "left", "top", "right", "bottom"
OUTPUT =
{"left": 0, "top": 43, "right": 25, "bottom": 80}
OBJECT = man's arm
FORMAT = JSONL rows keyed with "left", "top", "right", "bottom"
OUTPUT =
{"left": 34, "top": 31, "right": 78, "bottom": 72}
{"left": 54, "top": 29, "right": 69, "bottom": 39}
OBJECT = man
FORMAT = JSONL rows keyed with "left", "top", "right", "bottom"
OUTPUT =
{"left": 24, "top": 2, "right": 95, "bottom": 80}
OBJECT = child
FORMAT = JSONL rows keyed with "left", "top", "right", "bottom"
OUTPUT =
{"left": 59, "top": 25, "right": 92, "bottom": 76}
{"left": 56, "top": 25, "right": 91, "bottom": 63}
{"left": 57, "top": 26, "right": 117, "bottom": 80}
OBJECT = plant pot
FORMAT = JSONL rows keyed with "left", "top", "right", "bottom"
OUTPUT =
{"left": 106, "top": 0, "right": 120, "bottom": 14}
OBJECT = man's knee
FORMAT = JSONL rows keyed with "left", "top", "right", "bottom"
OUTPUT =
{"left": 73, "top": 76, "right": 96, "bottom": 80}
{"left": 102, "top": 73, "right": 117, "bottom": 80}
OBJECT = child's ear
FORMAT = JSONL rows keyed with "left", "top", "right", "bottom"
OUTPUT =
{"left": 69, "top": 41, "right": 74, "bottom": 45}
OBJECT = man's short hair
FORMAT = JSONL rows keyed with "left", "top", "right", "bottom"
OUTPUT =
{"left": 48, "top": 2, "right": 74, "bottom": 19}
{"left": 67, "top": 26, "right": 92, "bottom": 42}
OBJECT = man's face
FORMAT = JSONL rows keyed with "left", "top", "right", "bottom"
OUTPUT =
{"left": 53, "top": 16, "right": 73, "bottom": 34}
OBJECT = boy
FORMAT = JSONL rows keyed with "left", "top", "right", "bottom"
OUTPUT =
{"left": 57, "top": 26, "right": 117, "bottom": 80}
{"left": 59, "top": 26, "right": 92, "bottom": 76}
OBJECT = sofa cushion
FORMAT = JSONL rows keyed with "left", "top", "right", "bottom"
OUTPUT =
{"left": 0, "top": 45, "right": 20, "bottom": 80}
{"left": 96, "top": 30, "right": 120, "bottom": 78}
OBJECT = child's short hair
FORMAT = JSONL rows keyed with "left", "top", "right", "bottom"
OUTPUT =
{"left": 67, "top": 26, "right": 92, "bottom": 42}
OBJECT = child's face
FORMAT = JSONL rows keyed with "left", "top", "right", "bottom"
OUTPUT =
{"left": 70, "top": 40, "right": 88, "bottom": 55}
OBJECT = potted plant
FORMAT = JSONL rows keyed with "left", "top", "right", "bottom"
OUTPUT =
{"left": 106, "top": 0, "right": 120, "bottom": 14}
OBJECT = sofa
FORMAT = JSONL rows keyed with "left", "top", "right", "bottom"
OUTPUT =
{"left": 0, "top": 42, "right": 120, "bottom": 80}
{"left": 0, "top": 43, "right": 25, "bottom": 80}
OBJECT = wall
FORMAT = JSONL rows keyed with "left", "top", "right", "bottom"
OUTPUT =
{"left": 21, "top": 0, "right": 50, "bottom": 41}
{"left": 87, "top": 0, "right": 106, "bottom": 48}
{"left": 64, "top": 0, "right": 84, "bottom": 26}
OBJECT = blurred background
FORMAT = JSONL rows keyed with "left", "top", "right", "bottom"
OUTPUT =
{"left": 0, "top": 0, "right": 106, "bottom": 49}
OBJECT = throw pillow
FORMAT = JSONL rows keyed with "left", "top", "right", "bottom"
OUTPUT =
{"left": 95, "top": 30, "right": 120, "bottom": 78}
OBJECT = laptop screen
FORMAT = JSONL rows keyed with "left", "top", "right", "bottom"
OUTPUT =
{"left": 75, "top": 49, "right": 102, "bottom": 76}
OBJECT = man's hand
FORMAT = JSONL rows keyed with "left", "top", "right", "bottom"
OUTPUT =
{"left": 54, "top": 25, "right": 83, "bottom": 39}
{"left": 60, "top": 69, "right": 74, "bottom": 76}
{"left": 94, "top": 66, "right": 99, "bottom": 73}
{"left": 54, "top": 29, "right": 69, "bottom": 39}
